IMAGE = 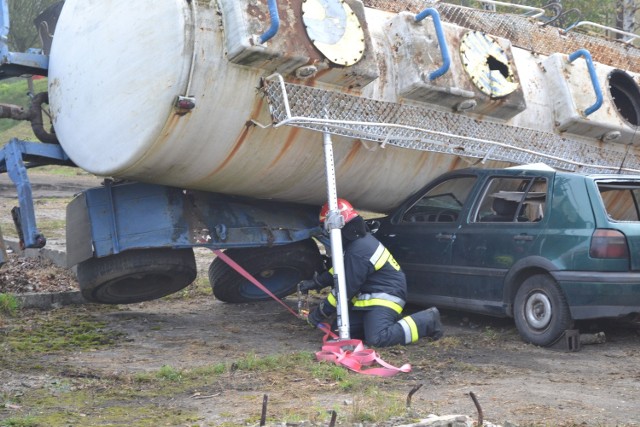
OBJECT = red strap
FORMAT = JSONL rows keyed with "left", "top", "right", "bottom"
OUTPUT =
{"left": 212, "top": 249, "right": 299, "bottom": 317}
{"left": 316, "top": 324, "right": 411, "bottom": 377}
{"left": 212, "top": 250, "right": 411, "bottom": 377}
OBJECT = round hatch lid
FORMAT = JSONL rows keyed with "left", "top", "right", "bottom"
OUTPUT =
{"left": 460, "top": 31, "right": 519, "bottom": 98}
{"left": 302, "top": 0, "right": 365, "bottom": 66}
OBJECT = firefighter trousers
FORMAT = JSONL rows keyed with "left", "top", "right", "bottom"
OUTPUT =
{"left": 334, "top": 305, "right": 443, "bottom": 347}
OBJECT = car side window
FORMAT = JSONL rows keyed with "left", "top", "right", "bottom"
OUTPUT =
{"left": 402, "top": 177, "right": 477, "bottom": 223}
{"left": 598, "top": 183, "right": 640, "bottom": 221}
{"left": 474, "top": 177, "right": 547, "bottom": 223}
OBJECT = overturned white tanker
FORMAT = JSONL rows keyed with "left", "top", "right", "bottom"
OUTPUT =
{"left": 2, "top": 0, "right": 640, "bottom": 305}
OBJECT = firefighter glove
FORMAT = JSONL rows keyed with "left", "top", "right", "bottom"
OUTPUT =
{"left": 298, "top": 272, "right": 325, "bottom": 293}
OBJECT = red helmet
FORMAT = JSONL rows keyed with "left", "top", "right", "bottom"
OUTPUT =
{"left": 320, "top": 198, "right": 359, "bottom": 224}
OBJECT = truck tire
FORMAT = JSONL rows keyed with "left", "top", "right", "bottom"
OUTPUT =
{"left": 77, "top": 248, "right": 197, "bottom": 304}
{"left": 209, "top": 239, "right": 323, "bottom": 303}
{"left": 513, "top": 274, "right": 573, "bottom": 347}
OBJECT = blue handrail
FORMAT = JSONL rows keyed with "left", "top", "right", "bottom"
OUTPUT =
{"left": 258, "top": 0, "right": 280, "bottom": 44}
{"left": 415, "top": 8, "right": 451, "bottom": 80}
{"left": 568, "top": 49, "right": 603, "bottom": 116}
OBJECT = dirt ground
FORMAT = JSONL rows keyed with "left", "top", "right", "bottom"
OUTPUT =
{"left": 2, "top": 173, "right": 640, "bottom": 426}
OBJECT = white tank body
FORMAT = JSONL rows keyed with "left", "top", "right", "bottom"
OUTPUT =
{"left": 48, "top": 0, "right": 640, "bottom": 212}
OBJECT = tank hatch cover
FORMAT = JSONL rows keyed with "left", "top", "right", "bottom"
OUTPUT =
{"left": 302, "top": 0, "right": 365, "bottom": 66}
{"left": 460, "top": 31, "right": 519, "bottom": 98}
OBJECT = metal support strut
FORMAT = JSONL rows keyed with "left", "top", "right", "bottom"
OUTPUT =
{"left": 0, "top": 138, "right": 72, "bottom": 249}
{"left": 322, "top": 131, "right": 351, "bottom": 340}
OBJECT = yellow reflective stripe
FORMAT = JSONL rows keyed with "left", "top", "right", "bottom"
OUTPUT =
{"left": 388, "top": 253, "right": 401, "bottom": 271}
{"left": 403, "top": 315, "right": 419, "bottom": 343}
{"left": 369, "top": 244, "right": 401, "bottom": 271}
{"left": 352, "top": 298, "right": 403, "bottom": 314}
{"left": 374, "top": 249, "right": 391, "bottom": 271}
{"left": 327, "top": 293, "right": 337, "bottom": 307}
{"left": 328, "top": 267, "right": 334, "bottom": 275}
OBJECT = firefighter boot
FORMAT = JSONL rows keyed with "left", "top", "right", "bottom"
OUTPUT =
{"left": 413, "top": 307, "right": 443, "bottom": 341}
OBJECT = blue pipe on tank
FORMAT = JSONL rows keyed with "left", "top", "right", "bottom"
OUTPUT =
{"left": 568, "top": 49, "right": 603, "bottom": 116}
{"left": 258, "top": 0, "right": 281, "bottom": 44}
{"left": 415, "top": 8, "right": 451, "bottom": 81}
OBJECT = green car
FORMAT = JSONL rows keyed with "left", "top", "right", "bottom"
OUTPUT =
{"left": 376, "top": 166, "right": 640, "bottom": 346}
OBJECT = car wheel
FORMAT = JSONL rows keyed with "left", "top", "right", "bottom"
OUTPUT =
{"left": 513, "top": 274, "right": 573, "bottom": 346}
{"left": 77, "top": 248, "right": 197, "bottom": 304}
{"left": 209, "top": 239, "right": 323, "bottom": 303}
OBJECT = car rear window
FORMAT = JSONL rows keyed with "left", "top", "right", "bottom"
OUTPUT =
{"left": 598, "top": 181, "right": 640, "bottom": 221}
{"left": 474, "top": 176, "right": 547, "bottom": 223}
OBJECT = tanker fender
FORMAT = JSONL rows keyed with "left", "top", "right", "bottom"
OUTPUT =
{"left": 66, "top": 180, "right": 323, "bottom": 268}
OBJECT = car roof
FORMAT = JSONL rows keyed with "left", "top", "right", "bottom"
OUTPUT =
{"left": 451, "top": 166, "right": 640, "bottom": 182}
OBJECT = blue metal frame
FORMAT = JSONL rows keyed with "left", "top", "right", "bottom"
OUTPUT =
{"left": 0, "top": 138, "right": 72, "bottom": 249}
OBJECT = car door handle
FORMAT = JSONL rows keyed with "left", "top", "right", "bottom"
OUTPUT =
{"left": 513, "top": 234, "right": 534, "bottom": 241}
{"left": 436, "top": 232, "right": 455, "bottom": 241}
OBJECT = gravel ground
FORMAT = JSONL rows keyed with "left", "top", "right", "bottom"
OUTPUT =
{"left": 0, "top": 251, "right": 77, "bottom": 294}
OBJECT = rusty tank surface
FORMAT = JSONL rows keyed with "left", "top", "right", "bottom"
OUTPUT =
{"left": 47, "top": 0, "right": 640, "bottom": 213}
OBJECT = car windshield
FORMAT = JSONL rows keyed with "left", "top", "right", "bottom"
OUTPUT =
{"left": 598, "top": 181, "right": 640, "bottom": 221}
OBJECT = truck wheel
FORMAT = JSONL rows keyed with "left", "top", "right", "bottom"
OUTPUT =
{"left": 209, "top": 239, "right": 322, "bottom": 303}
{"left": 513, "top": 274, "right": 573, "bottom": 347}
{"left": 77, "top": 248, "right": 197, "bottom": 304}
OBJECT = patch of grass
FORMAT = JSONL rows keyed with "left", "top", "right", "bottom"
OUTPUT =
{"left": 0, "top": 416, "right": 39, "bottom": 426}
{"left": 348, "top": 390, "right": 409, "bottom": 425}
{"left": 0, "top": 120, "right": 38, "bottom": 144}
{"left": 157, "top": 365, "right": 183, "bottom": 382}
{"left": 1, "top": 384, "right": 201, "bottom": 427}
{"left": 0, "top": 293, "right": 20, "bottom": 316}
{"left": 234, "top": 352, "right": 280, "bottom": 371}
{"left": 482, "top": 326, "right": 500, "bottom": 340}
{"left": 310, "top": 361, "right": 362, "bottom": 390}
{"left": 191, "top": 362, "right": 226, "bottom": 376}
{"left": 29, "top": 165, "right": 89, "bottom": 176}
{"left": 33, "top": 219, "right": 66, "bottom": 239}
{"left": 2, "top": 313, "right": 125, "bottom": 357}
{"left": 430, "top": 335, "right": 463, "bottom": 349}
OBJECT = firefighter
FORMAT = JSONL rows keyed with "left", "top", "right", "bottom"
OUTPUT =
{"left": 299, "top": 198, "right": 443, "bottom": 347}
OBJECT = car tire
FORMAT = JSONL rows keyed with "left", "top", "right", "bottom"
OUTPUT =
{"left": 513, "top": 274, "right": 573, "bottom": 347}
{"left": 209, "top": 239, "right": 323, "bottom": 303}
{"left": 77, "top": 248, "right": 197, "bottom": 304}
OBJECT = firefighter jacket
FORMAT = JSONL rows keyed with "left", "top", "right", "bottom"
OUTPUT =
{"left": 316, "top": 233, "right": 407, "bottom": 317}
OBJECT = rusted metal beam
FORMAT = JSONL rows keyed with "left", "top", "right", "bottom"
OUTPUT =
{"left": 406, "top": 383, "right": 423, "bottom": 408}
{"left": 0, "top": 223, "right": 7, "bottom": 268}
{"left": 469, "top": 391, "right": 483, "bottom": 426}
{"left": 260, "top": 394, "right": 268, "bottom": 426}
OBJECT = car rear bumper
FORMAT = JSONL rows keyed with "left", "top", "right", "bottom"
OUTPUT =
{"left": 552, "top": 271, "right": 640, "bottom": 319}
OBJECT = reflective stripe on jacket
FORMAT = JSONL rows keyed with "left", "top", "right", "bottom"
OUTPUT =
{"left": 320, "top": 233, "right": 407, "bottom": 315}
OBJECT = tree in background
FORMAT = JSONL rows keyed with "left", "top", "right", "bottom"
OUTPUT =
{"left": 616, "top": 0, "right": 637, "bottom": 40}
{"left": 7, "top": 0, "right": 60, "bottom": 52}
